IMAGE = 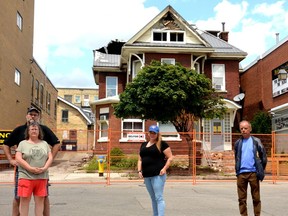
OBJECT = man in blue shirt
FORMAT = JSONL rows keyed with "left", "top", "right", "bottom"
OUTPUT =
{"left": 234, "top": 120, "right": 267, "bottom": 216}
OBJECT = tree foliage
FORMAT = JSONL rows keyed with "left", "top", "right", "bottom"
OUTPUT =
{"left": 250, "top": 111, "right": 272, "bottom": 134}
{"left": 113, "top": 61, "right": 227, "bottom": 171}
{"left": 114, "top": 61, "right": 226, "bottom": 132}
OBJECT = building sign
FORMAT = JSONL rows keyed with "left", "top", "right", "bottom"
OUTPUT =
{"left": 127, "top": 133, "right": 146, "bottom": 142}
{"left": 275, "top": 116, "right": 288, "bottom": 130}
{"left": 0, "top": 130, "right": 12, "bottom": 145}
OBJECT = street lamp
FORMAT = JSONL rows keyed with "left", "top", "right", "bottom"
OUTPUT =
{"left": 278, "top": 69, "right": 288, "bottom": 80}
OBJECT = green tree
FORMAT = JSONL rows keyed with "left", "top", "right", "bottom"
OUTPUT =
{"left": 114, "top": 61, "right": 227, "bottom": 170}
{"left": 251, "top": 111, "right": 272, "bottom": 134}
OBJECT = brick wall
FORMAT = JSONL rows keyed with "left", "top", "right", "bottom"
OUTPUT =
{"left": 241, "top": 40, "right": 288, "bottom": 121}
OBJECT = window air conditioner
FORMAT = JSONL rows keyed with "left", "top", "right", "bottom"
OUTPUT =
{"left": 215, "top": 85, "right": 222, "bottom": 90}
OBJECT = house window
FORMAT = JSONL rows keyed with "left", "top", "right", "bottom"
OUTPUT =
{"left": 99, "top": 121, "right": 109, "bottom": 140}
{"left": 93, "top": 95, "right": 99, "bottom": 101}
{"left": 153, "top": 32, "right": 167, "bottom": 41}
{"left": 15, "top": 69, "right": 21, "bottom": 86}
{"left": 47, "top": 93, "right": 51, "bottom": 113}
{"left": 64, "top": 95, "right": 72, "bottom": 103}
{"left": 153, "top": 30, "right": 184, "bottom": 43}
{"left": 54, "top": 100, "right": 57, "bottom": 119}
{"left": 83, "top": 95, "right": 89, "bottom": 107}
{"left": 16, "top": 12, "right": 23, "bottom": 30}
{"left": 98, "top": 107, "right": 109, "bottom": 141}
{"left": 170, "top": 32, "right": 184, "bottom": 42}
{"left": 45, "top": 91, "right": 48, "bottom": 110}
{"left": 75, "top": 95, "right": 81, "bottom": 103}
{"left": 159, "top": 122, "right": 180, "bottom": 141}
{"left": 161, "top": 58, "right": 175, "bottom": 65}
{"left": 212, "top": 64, "right": 225, "bottom": 91}
{"left": 121, "top": 119, "right": 144, "bottom": 140}
{"left": 35, "top": 80, "right": 39, "bottom": 104}
{"left": 61, "top": 110, "right": 69, "bottom": 122}
{"left": 132, "top": 60, "right": 142, "bottom": 78}
{"left": 106, "top": 77, "right": 118, "bottom": 97}
{"left": 40, "top": 84, "right": 44, "bottom": 107}
{"left": 31, "top": 75, "right": 34, "bottom": 100}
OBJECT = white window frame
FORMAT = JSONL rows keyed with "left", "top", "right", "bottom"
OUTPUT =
{"left": 17, "top": 11, "right": 23, "bottom": 30}
{"left": 97, "top": 108, "right": 109, "bottom": 142}
{"left": 158, "top": 122, "right": 181, "bottom": 141}
{"left": 106, "top": 76, "right": 118, "bottom": 97}
{"left": 212, "top": 64, "right": 226, "bottom": 91}
{"left": 132, "top": 60, "right": 142, "bottom": 79}
{"left": 170, "top": 31, "right": 184, "bottom": 42}
{"left": 98, "top": 120, "right": 109, "bottom": 142}
{"left": 161, "top": 58, "right": 175, "bottom": 65}
{"left": 120, "top": 119, "right": 145, "bottom": 142}
{"left": 15, "top": 69, "right": 21, "bottom": 86}
{"left": 152, "top": 30, "right": 185, "bottom": 43}
{"left": 75, "top": 95, "right": 81, "bottom": 103}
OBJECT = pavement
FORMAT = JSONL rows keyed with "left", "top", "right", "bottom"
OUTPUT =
{"left": 1, "top": 152, "right": 288, "bottom": 215}
{"left": 1, "top": 181, "right": 288, "bottom": 216}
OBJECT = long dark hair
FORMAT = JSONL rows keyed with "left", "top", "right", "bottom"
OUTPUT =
{"left": 154, "top": 133, "right": 162, "bottom": 152}
{"left": 25, "top": 122, "right": 43, "bottom": 140}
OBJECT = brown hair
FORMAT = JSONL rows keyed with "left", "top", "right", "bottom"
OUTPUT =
{"left": 155, "top": 133, "right": 162, "bottom": 152}
{"left": 25, "top": 122, "right": 44, "bottom": 140}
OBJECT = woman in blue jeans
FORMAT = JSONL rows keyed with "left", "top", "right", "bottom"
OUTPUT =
{"left": 138, "top": 125, "right": 173, "bottom": 216}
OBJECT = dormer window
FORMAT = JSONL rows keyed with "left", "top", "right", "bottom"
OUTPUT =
{"left": 152, "top": 30, "right": 184, "bottom": 43}
{"left": 153, "top": 32, "right": 167, "bottom": 41}
{"left": 170, "top": 32, "right": 184, "bottom": 42}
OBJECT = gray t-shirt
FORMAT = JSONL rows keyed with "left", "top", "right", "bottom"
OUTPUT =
{"left": 16, "top": 140, "right": 51, "bottom": 179}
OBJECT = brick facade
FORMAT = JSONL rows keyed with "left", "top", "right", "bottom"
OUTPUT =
{"left": 58, "top": 87, "right": 99, "bottom": 106}
{"left": 0, "top": 0, "right": 57, "bottom": 130}
{"left": 241, "top": 39, "right": 288, "bottom": 120}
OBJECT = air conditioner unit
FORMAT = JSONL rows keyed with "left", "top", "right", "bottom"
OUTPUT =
{"left": 215, "top": 85, "right": 222, "bottom": 90}
{"left": 100, "top": 115, "right": 106, "bottom": 120}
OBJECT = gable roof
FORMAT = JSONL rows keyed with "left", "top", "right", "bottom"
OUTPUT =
{"left": 126, "top": 5, "right": 209, "bottom": 47}
{"left": 58, "top": 96, "right": 93, "bottom": 125}
{"left": 122, "top": 5, "right": 246, "bottom": 60}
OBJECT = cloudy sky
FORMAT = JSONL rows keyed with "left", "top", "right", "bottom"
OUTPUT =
{"left": 33, "top": 0, "right": 288, "bottom": 88}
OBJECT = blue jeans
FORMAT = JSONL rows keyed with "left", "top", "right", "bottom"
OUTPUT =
{"left": 144, "top": 174, "right": 166, "bottom": 216}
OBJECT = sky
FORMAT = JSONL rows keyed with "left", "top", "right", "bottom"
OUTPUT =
{"left": 33, "top": 0, "right": 288, "bottom": 88}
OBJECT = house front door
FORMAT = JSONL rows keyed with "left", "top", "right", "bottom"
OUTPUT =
{"left": 211, "top": 119, "right": 224, "bottom": 151}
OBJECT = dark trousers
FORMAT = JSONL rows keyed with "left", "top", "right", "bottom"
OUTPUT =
{"left": 237, "top": 172, "right": 261, "bottom": 216}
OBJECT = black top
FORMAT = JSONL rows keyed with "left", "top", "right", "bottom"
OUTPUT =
{"left": 4, "top": 123, "right": 60, "bottom": 147}
{"left": 139, "top": 141, "right": 169, "bottom": 177}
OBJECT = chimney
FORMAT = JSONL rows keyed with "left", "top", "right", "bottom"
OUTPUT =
{"left": 219, "top": 22, "right": 229, "bottom": 42}
{"left": 276, "top": 33, "right": 279, "bottom": 44}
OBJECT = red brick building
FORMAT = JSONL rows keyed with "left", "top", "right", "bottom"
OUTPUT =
{"left": 241, "top": 35, "right": 288, "bottom": 153}
{"left": 91, "top": 5, "right": 247, "bottom": 154}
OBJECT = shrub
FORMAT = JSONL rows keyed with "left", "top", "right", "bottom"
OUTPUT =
{"left": 84, "top": 157, "right": 98, "bottom": 173}
{"left": 116, "top": 156, "right": 138, "bottom": 169}
{"left": 110, "top": 147, "right": 124, "bottom": 165}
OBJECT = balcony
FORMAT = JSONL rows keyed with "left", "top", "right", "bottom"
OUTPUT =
{"left": 93, "top": 51, "right": 121, "bottom": 67}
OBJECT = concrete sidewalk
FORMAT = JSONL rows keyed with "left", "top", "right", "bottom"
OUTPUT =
{"left": 1, "top": 181, "right": 287, "bottom": 216}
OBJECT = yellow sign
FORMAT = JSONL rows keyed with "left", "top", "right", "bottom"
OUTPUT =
{"left": 0, "top": 130, "right": 12, "bottom": 145}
